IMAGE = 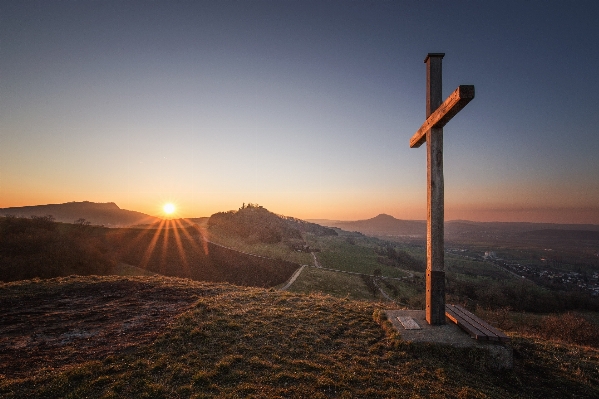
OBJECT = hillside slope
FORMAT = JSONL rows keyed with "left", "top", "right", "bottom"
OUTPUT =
{"left": 1, "top": 276, "right": 598, "bottom": 398}
{"left": 208, "top": 204, "right": 337, "bottom": 244}
{"left": 0, "top": 216, "right": 298, "bottom": 287}
{"left": 107, "top": 226, "right": 299, "bottom": 287}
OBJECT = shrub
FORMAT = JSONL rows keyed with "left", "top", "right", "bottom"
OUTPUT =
{"left": 540, "top": 313, "right": 599, "bottom": 347}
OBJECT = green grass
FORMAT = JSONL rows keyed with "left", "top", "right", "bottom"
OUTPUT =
{"left": 308, "top": 235, "right": 410, "bottom": 278}
{"left": 445, "top": 255, "right": 516, "bottom": 280}
{"left": 2, "top": 276, "right": 598, "bottom": 398}
{"left": 287, "top": 266, "right": 382, "bottom": 301}
{"left": 205, "top": 227, "right": 313, "bottom": 265}
{"left": 378, "top": 277, "right": 426, "bottom": 308}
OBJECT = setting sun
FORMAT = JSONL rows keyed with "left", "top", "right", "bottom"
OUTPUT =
{"left": 163, "top": 203, "right": 176, "bottom": 215}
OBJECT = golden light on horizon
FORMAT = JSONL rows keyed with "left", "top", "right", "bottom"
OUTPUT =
{"left": 163, "top": 203, "right": 176, "bottom": 216}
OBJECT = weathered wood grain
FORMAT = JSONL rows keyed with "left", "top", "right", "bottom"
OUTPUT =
{"left": 424, "top": 54, "right": 446, "bottom": 325}
{"left": 445, "top": 304, "right": 511, "bottom": 342}
{"left": 410, "top": 85, "right": 475, "bottom": 148}
{"left": 412, "top": 54, "right": 474, "bottom": 325}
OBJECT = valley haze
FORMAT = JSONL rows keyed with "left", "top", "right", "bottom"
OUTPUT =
{"left": 3, "top": 201, "right": 599, "bottom": 240}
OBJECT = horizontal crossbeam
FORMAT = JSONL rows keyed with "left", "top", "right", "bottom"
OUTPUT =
{"left": 410, "top": 85, "right": 475, "bottom": 148}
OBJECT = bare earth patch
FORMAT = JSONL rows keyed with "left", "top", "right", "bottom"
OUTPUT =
{"left": 0, "top": 275, "right": 207, "bottom": 379}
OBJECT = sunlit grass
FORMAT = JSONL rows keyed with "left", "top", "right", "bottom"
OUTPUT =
{"left": 206, "top": 226, "right": 313, "bottom": 265}
{"left": 2, "top": 276, "right": 598, "bottom": 398}
{"left": 309, "top": 235, "right": 410, "bottom": 278}
{"left": 288, "top": 266, "right": 382, "bottom": 301}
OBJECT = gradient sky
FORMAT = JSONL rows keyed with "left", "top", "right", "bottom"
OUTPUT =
{"left": 2, "top": 1, "right": 599, "bottom": 223}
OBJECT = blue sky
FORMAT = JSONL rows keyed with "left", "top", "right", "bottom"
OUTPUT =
{"left": 1, "top": 1, "right": 598, "bottom": 223}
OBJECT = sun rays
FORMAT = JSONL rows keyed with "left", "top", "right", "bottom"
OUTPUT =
{"left": 133, "top": 216, "right": 210, "bottom": 277}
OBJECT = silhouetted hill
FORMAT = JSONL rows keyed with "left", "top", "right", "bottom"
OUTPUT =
{"left": 310, "top": 215, "right": 599, "bottom": 241}
{"left": 208, "top": 204, "right": 337, "bottom": 244}
{"left": 313, "top": 214, "right": 426, "bottom": 237}
{"left": 0, "top": 201, "right": 160, "bottom": 227}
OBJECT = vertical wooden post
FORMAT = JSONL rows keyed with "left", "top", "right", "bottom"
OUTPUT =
{"left": 425, "top": 53, "right": 445, "bottom": 325}
{"left": 411, "top": 54, "right": 474, "bottom": 325}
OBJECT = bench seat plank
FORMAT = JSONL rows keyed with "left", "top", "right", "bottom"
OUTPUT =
{"left": 445, "top": 305, "right": 492, "bottom": 340}
{"left": 452, "top": 305, "right": 510, "bottom": 342}
{"left": 446, "top": 305, "right": 502, "bottom": 340}
{"left": 445, "top": 304, "right": 510, "bottom": 342}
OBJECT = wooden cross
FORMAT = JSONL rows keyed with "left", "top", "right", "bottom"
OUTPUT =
{"left": 410, "top": 53, "right": 474, "bottom": 325}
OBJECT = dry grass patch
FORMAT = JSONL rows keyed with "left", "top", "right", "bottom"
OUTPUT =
{"left": 1, "top": 276, "right": 599, "bottom": 398}
{"left": 205, "top": 228, "right": 313, "bottom": 265}
{"left": 288, "top": 266, "right": 381, "bottom": 301}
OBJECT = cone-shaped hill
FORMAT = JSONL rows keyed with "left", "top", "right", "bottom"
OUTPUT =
{"left": 208, "top": 204, "right": 337, "bottom": 244}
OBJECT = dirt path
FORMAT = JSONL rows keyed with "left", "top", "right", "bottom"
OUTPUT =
{"left": 373, "top": 278, "right": 395, "bottom": 302}
{"left": 311, "top": 252, "right": 321, "bottom": 268}
{"left": 280, "top": 265, "right": 306, "bottom": 291}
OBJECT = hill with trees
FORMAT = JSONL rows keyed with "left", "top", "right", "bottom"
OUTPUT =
{"left": 0, "top": 215, "right": 116, "bottom": 281}
{"left": 208, "top": 203, "right": 337, "bottom": 245}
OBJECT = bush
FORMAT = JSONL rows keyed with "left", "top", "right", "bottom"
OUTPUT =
{"left": 447, "top": 278, "right": 599, "bottom": 313}
{"left": 540, "top": 313, "right": 599, "bottom": 347}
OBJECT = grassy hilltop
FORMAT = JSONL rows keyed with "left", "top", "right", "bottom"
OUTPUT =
{"left": 1, "top": 275, "right": 598, "bottom": 398}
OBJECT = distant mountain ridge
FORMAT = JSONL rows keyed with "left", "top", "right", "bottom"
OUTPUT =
{"left": 0, "top": 201, "right": 160, "bottom": 227}
{"left": 312, "top": 214, "right": 426, "bottom": 237}
{"left": 310, "top": 214, "right": 599, "bottom": 239}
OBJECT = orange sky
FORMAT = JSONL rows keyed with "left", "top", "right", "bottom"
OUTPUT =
{"left": 2, "top": 2, "right": 599, "bottom": 225}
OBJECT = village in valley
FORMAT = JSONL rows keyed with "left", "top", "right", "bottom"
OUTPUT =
{"left": 447, "top": 247, "right": 599, "bottom": 297}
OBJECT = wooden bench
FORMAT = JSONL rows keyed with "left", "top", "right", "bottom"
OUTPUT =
{"left": 445, "top": 304, "right": 510, "bottom": 342}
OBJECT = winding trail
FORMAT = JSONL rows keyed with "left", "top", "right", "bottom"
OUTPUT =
{"left": 372, "top": 278, "right": 395, "bottom": 302}
{"left": 311, "top": 252, "right": 321, "bottom": 268}
{"left": 279, "top": 265, "right": 306, "bottom": 291}
{"left": 281, "top": 251, "right": 321, "bottom": 290}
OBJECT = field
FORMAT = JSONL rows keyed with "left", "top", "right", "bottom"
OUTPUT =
{"left": 1, "top": 276, "right": 598, "bottom": 398}
{"left": 205, "top": 227, "right": 313, "bottom": 265}
{"left": 306, "top": 234, "right": 411, "bottom": 279}
{"left": 286, "top": 266, "right": 386, "bottom": 301}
